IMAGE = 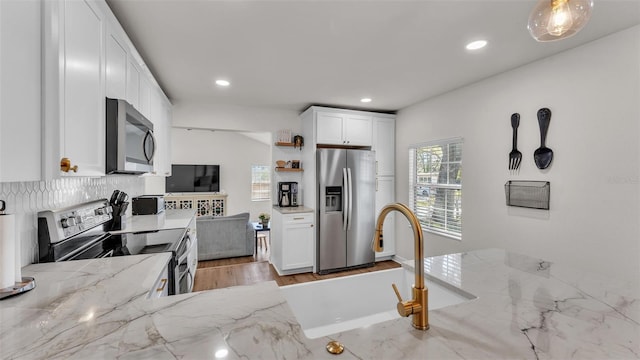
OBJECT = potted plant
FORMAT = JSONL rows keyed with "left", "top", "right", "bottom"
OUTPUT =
{"left": 259, "top": 213, "right": 270, "bottom": 227}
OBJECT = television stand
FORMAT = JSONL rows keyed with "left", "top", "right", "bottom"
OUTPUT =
{"left": 165, "top": 193, "right": 227, "bottom": 217}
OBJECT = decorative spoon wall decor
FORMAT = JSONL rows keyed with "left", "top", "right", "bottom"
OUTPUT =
{"left": 534, "top": 108, "right": 553, "bottom": 169}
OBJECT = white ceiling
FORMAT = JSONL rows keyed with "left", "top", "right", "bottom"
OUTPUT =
{"left": 106, "top": 0, "right": 640, "bottom": 113}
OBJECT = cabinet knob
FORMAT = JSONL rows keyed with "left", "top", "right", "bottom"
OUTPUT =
{"left": 60, "top": 157, "right": 78, "bottom": 173}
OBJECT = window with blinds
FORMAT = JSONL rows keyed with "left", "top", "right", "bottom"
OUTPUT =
{"left": 409, "top": 138, "right": 462, "bottom": 240}
{"left": 251, "top": 165, "right": 271, "bottom": 201}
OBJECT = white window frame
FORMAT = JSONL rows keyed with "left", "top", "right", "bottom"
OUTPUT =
{"left": 251, "top": 165, "right": 271, "bottom": 201}
{"left": 409, "top": 137, "right": 463, "bottom": 240}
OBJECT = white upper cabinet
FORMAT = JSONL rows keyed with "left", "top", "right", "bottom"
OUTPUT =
{"left": 127, "top": 59, "right": 140, "bottom": 108}
{"left": 148, "top": 88, "right": 172, "bottom": 176}
{"left": 372, "top": 117, "right": 395, "bottom": 176}
{"left": 43, "top": 0, "right": 106, "bottom": 178}
{"left": 105, "top": 23, "right": 127, "bottom": 99}
{"left": 138, "top": 74, "right": 152, "bottom": 119}
{"left": 316, "top": 111, "right": 372, "bottom": 146}
{"left": 0, "top": 0, "right": 42, "bottom": 182}
{"left": 39, "top": 0, "right": 171, "bottom": 179}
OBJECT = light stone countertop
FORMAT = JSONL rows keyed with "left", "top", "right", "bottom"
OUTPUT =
{"left": 273, "top": 206, "right": 314, "bottom": 214}
{"left": 109, "top": 209, "right": 196, "bottom": 234}
{"left": 1, "top": 249, "right": 638, "bottom": 359}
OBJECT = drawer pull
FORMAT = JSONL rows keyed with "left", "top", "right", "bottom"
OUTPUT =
{"left": 156, "top": 278, "right": 167, "bottom": 292}
{"left": 293, "top": 217, "right": 305, "bottom": 220}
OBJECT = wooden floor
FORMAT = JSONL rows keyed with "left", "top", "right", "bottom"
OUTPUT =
{"left": 193, "top": 243, "right": 400, "bottom": 291}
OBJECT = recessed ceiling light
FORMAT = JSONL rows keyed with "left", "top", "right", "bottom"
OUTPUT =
{"left": 465, "top": 40, "right": 487, "bottom": 50}
{"left": 360, "top": 98, "right": 372, "bottom": 103}
{"left": 215, "top": 79, "right": 230, "bottom": 87}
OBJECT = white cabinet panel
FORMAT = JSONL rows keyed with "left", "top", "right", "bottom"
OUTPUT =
{"left": 316, "top": 112, "right": 344, "bottom": 145}
{"left": 148, "top": 260, "right": 170, "bottom": 299}
{"left": 62, "top": 0, "right": 105, "bottom": 176}
{"left": 127, "top": 59, "right": 140, "bottom": 108}
{"left": 282, "top": 220, "right": 314, "bottom": 270}
{"left": 373, "top": 117, "right": 395, "bottom": 176}
{"left": 105, "top": 25, "right": 127, "bottom": 99}
{"left": 272, "top": 211, "right": 314, "bottom": 274}
{"left": 148, "top": 89, "right": 171, "bottom": 176}
{"left": 0, "top": 0, "right": 41, "bottom": 182}
{"left": 43, "top": 0, "right": 106, "bottom": 178}
{"left": 375, "top": 176, "right": 395, "bottom": 260}
{"left": 315, "top": 111, "right": 372, "bottom": 146}
{"left": 138, "top": 74, "right": 151, "bottom": 118}
{"left": 344, "top": 114, "right": 372, "bottom": 146}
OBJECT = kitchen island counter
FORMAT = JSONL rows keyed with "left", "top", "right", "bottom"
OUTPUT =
{"left": 1, "top": 249, "right": 637, "bottom": 359}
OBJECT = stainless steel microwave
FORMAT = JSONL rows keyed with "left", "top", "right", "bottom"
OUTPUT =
{"left": 106, "top": 98, "right": 155, "bottom": 174}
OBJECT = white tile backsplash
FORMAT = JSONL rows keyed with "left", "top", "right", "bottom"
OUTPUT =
{"left": 0, "top": 176, "right": 145, "bottom": 266}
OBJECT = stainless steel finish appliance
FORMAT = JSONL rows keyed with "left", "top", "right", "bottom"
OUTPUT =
{"left": 317, "top": 148, "right": 375, "bottom": 274}
{"left": 132, "top": 195, "right": 165, "bottom": 215}
{"left": 106, "top": 97, "right": 155, "bottom": 174}
{"left": 278, "top": 181, "right": 298, "bottom": 207}
{"left": 37, "top": 199, "right": 196, "bottom": 295}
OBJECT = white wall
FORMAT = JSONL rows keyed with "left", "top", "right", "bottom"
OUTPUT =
{"left": 172, "top": 101, "right": 300, "bottom": 133}
{"left": 171, "top": 102, "right": 304, "bottom": 213}
{"left": 395, "top": 26, "right": 640, "bottom": 283}
{"left": 171, "top": 128, "right": 272, "bottom": 220}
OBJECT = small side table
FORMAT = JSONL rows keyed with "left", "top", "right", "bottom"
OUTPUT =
{"left": 252, "top": 222, "right": 270, "bottom": 255}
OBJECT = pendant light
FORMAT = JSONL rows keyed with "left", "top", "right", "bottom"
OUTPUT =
{"left": 528, "top": 0, "right": 594, "bottom": 42}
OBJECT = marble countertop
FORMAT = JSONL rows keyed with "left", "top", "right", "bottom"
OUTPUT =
{"left": 1, "top": 249, "right": 638, "bottom": 359}
{"left": 109, "top": 209, "right": 196, "bottom": 234}
{"left": 273, "top": 206, "right": 314, "bottom": 214}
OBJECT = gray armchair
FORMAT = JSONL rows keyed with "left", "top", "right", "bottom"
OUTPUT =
{"left": 196, "top": 212, "right": 254, "bottom": 261}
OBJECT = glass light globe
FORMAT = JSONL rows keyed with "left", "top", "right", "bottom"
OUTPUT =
{"left": 528, "top": 0, "right": 594, "bottom": 42}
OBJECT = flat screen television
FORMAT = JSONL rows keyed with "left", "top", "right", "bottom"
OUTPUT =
{"left": 166, "top": 164, "right": 220, "bottom": 193}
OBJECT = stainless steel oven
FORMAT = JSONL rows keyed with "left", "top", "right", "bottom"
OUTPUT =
{"left": 38, "top": 199, "right": 197, "bottom": 296}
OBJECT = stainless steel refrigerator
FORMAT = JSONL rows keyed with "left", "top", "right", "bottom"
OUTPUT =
{"left": 317, "top": 148, "right": 375, "bottom": 274}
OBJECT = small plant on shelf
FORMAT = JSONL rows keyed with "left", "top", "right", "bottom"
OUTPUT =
{"left": 259, "top": 213, "right": 270, "bottom": 226}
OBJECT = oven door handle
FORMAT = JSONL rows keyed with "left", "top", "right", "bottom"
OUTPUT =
{"left": 177, "top": 235, "right": 195, "bottom": 263}
{"left": 97, "top": 249, "right": 114, "bottom": 258}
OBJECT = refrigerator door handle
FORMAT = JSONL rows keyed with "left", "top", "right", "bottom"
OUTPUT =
{"left": 342, "top": 167, "right": 349, "bottom": 231}
{"left": 347, "top": 167, "right": 353, "bottom": 230}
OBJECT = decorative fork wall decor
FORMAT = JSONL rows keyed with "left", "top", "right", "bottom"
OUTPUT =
{"left": 508, "top": 113, "right": 522, "bottom": 172}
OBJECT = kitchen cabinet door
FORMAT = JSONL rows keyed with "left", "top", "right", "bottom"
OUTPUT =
{"left": 105, "top": 23, "right": 127, "bottom": 99}
{"left": 343, "top": 114, "right": 372, "bottom": 146}
{"left": 138, "top": 74, "right": 152, "bottom": 118}
{"left": 43, "top": 0, "right": 106, "bottom": 178}
{"left": 375, "top": 176, "right": 395, "bottom": 260}
{"left": 148, "top": 89, "right": 171, "bottom": 176}
{"left": 0, "top": 0, "right": 42, "bottom": 182}
{"left": 316, "top": 112, "right": 344, "bottom": 145}
{"left": 127, "top": 59, "right": 140, "bottom": 108}
{"left": 282, "top": 217, "right": 314, "bottom": 270}
{"left": 373, "top": 117, "right": 395, "bottom": 176}
{"left": 148, "top": 259, "right": 170, "bottom": 299}
{"left": 315, "top": 111, "right": 372, "bottom": 146}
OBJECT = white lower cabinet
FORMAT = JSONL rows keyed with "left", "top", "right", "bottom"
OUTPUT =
{"left": 148, "top": 258, "right": 170, "bottom": 299}
{"left": 271, "top": 211, "right": 314, "bottom": 275}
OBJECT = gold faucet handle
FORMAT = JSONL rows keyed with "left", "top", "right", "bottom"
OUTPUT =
{"left": 392, "top": 283, "right": 403, "bottom": 302}
{"left": 392, "top": 283, "right": 421, "bottom": 317}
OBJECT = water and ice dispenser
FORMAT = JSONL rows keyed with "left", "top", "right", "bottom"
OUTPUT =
{"left": 325, "top": 186, "right": 342, "bottom": 212}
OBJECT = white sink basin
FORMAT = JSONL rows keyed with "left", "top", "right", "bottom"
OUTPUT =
{"left": 280, "top": 267, "right": 476, "bottom": 339}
